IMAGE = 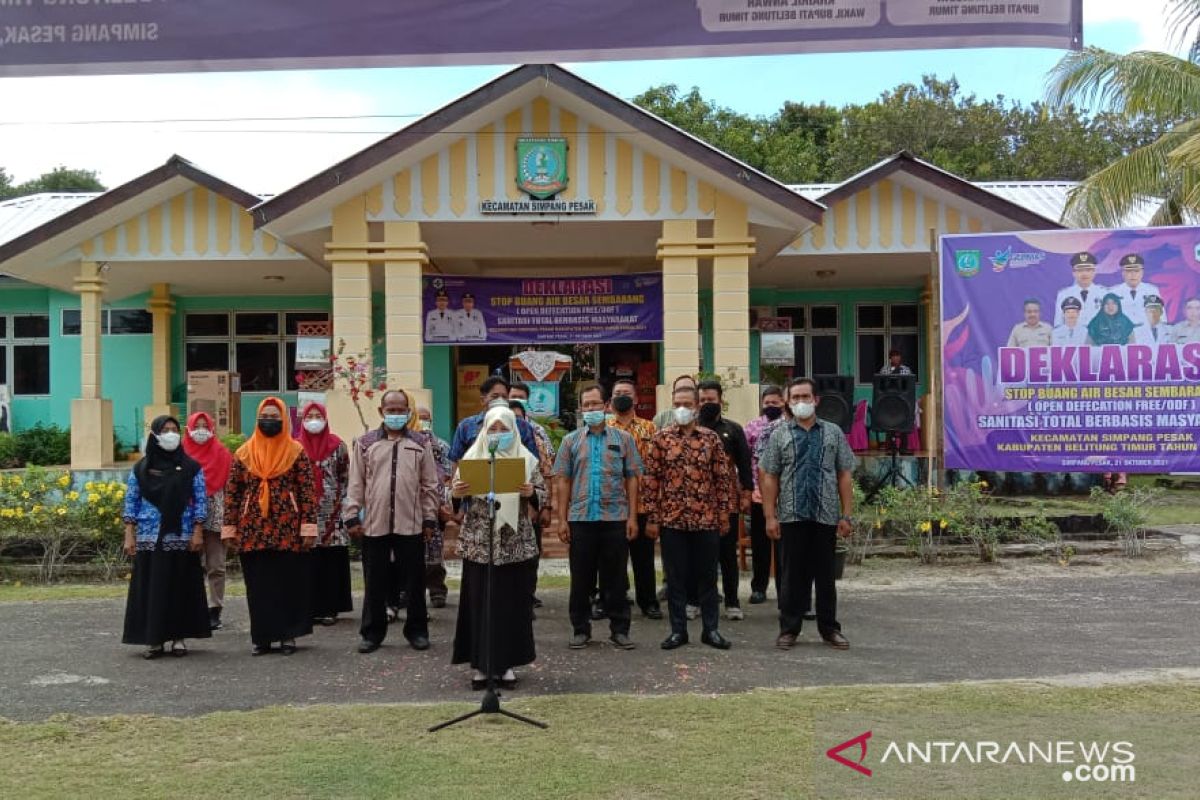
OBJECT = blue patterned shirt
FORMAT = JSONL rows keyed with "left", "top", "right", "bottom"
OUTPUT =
{"left": 553, "top": 426, "right": 643, "bottom": 522}
{"left": 122, "top": 470, "right": 208, "bottom": 552}
{"left": 759, "top": 418, "right": 856, "bottom": 526}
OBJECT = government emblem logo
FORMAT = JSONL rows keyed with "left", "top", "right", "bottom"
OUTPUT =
{"left": 516, "top": 138, "right": 568, "bottom": 199}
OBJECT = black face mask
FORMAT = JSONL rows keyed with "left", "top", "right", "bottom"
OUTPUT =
{"left": 762, "top": 405, "right": 784, "bottom": 421}
{"left": 698, "top": 402, "right": 722, "bottom": 424}
{"left": 611, "top": 395, "right": 635, "bottom": 413}
{"left": 257, "top": 418, "right": 283, "bottom": 438}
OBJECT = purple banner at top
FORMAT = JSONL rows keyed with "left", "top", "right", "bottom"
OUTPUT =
{"left": 0, "top": 1, "right": 1081, "bottom": 77}
{"left": 423, "top": 273, "right": 663, "bottom": 345}
{"left": 941, "top": 228, "right": 1200, "bottom": 474}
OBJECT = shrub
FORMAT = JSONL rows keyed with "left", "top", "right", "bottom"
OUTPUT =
{"left": 941, "top": 480, "right": 1009, "bottom": 562}
{"left": 0, "top": 433, "right": 19, "bottom": 469}
{"left": 877, "top": 484, "right": 943, "bottom": 564}
{"left": 1090, "top": 485, "right": 1163, "bottom": 557}
{"left": 15, "top": 424, "right": 72, "bottom": 466}
{"left": 220, "top": 432, "right": 247, "bottom": 453}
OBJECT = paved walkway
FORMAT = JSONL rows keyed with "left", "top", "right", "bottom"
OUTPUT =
{"left": 2, "top": 569, "right": 1198, "bottom": 721}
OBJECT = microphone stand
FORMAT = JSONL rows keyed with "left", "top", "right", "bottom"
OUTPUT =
{"left": 429, "top": 446, "right": 547, "bottom": 732}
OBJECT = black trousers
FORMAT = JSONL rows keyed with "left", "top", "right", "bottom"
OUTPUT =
{"left": 569, "top": 521, "right": 632, "bottom": 636}
{"left": 660, "top": 527, "right": 720, "bottom": 636}
{"left": 749, "top": 502, "right": 780, "bottom": 594}
{"left": 627, "top": 513, "right": 658, "bottom": 611}
{"left": 717, "top": 513, "right": 741, "bottom": 608}
{"left": 778, "top": 520, "right": 840, "bottom": 637}
{"left": 362, "top": 534, "right": 427, "bottom": 645}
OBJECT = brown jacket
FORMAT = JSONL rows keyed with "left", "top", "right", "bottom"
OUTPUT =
{"left": 345, "top": 429, "right": 439, "bottom": 537}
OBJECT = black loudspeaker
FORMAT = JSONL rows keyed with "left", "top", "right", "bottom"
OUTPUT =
{"left": 871, "top": 374, "right": 916, "bottom": 433}
{"left": 814, "top": 375, "right": 854, "bottom": 433}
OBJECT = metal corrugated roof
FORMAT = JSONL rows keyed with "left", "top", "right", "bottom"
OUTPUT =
{"left": 0, "top": 192, "right": 100, "bottom": 250}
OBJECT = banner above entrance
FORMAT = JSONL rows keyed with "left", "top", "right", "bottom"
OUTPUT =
{"left": 423, "top": 273, "right": 663, "bottom": 345}
{"left": 0, "top": 1, "right": 1081, "bottom": 77}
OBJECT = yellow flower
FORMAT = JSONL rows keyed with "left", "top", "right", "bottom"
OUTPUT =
{"left": 88, "top": 495, "right": 99, "bottom": 505}
{"left": 21, "top": 491, "right": 30, "bottom": 500}
{"left": 85, "top": 482, "right": 95, "bottom": 492}
{"left": 66, "top": 491, "right": 80, "bottom": 502}
{"left": 979, "top": 480, "right": 989, "bottom": 489}
{"left": 55, "top": 508, "right": 67, "bottom": 517}
{"left": 940, "top": 519, "right": 948, "bottom": 528}
{"left": 918, "top": 521, "right": 932, "bottom": 533}
{"left": 31, "top": 504, "right": 42, "bottom": 514}
{"left": 57, "top": 475, "right": 71, "bottom": 488}
{"left": 874, "top": 520, "right": 882, "bottom": 530}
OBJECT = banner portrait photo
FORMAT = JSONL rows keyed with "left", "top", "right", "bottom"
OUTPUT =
{"left": 422, "top": 273, "right": 663, "bottom": 345}
{"left": 940, "top": 227, "right": 1200, "bottom": 473}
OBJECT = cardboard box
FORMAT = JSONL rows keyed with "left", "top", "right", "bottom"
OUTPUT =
{"left": 187, "top": 371, "right": 242, "bottom": 436}
{"left": 456, "top": 364, "right": 489, "bottom": 423}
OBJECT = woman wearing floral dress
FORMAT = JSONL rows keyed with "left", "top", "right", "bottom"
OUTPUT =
{"left": 296, "top": 401, "right": 352, "bottom": 625}
{"left": 222, "top": 397, "right": 318, "bottom": 655}
{"left": 122, "top": 415, "right": 210, "bottom": 659}
{"left": 450, "top": 405, "right": 545, "bottom": 690}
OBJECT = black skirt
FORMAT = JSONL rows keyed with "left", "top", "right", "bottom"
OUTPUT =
{"left": 452, "top": 557, "right": 537, "bottom": 673}
{"left": 122, "top": 549, "right": 211, "bottom": 646}
{"left": 310, "top": 545, "right": 354, "bottom": 617}
{"left": 240, "top": 550, "right": 314, "bottom": 645}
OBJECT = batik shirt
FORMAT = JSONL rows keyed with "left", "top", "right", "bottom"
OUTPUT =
{"left": 312, "top": 442, "right": 350, "bottom": 547}
{"left": 642, "top": 424, "right": 736, "bottom": 531}
{"left": 123, "top": 470, "right": 208, "bottom": 552}
{"left": 224, "top": 453, "right": 319, "bottom": 552}
{"left": 457, "top": 470, "right": 546, "bottom": 566}
{"left": 759, "top": 418, "right": 856, "bottom": 526}
{"left": 744, "top": 414, "right": 774, "bottom": 494}
{"left": 607, "top": 414, "right": 656, "bottom": 514}
{"left": 553, "top": 426, "right": 643, "bottom": 522}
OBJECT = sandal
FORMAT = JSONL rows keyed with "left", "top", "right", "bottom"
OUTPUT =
{"left": 169, "top": 640, "right": 188, "bottom": 657}
{"left": 143, "top": 644, "right": 165, "bottom": 660}
{"left": 279, "top": 639, "right": 298, "bottom": 656}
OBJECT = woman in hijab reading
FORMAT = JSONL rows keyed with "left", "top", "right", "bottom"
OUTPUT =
{"left": 122, "top": 415, "right": 210, "bottom": 659}
{"left": 296, "top": 401, "right": 352, "bottom": 626}
{"left": 222, "top": 397, "right": 319, "bottom": 655}
{"left": 450, "top": 405, "right": 545, "bottom": 690}
{"left": 183, "top": 411, "right": 233, "bottom": 631}
{"left": 1087, "top": 293, "right": 1137, "bottom": 346}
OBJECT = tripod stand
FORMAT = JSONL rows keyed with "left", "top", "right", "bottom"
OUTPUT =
{"left": 875, "top": 432, "right": 914, "bottom": 491}
{"left": 429, "top": 451, "right": 546, "bottom": 732}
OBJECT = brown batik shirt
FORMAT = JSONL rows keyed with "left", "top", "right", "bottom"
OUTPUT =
{"left": 643, "top": 423, "right": 736, "bottom": 531}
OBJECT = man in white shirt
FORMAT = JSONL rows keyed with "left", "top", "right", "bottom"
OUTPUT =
{"left": 1133, "top": 295, "right": 1172, "bottom": 346}
{"left": 424, "top": 289, "right": 457, "bottom": 342}
{"left": 1172, "top": 297, "right": 1200, "bottom": 344}
{"left": 1007, "top": 298, "right": 1053, "bottom": 347}
{"left": 1054, "top": 251, "right": 1104, "bottom": 327}
{"left": 455, "top": 292, "right": 488, "bottom": 341}
{"left": 1052, "top": 297, "right": 1088, "bottom": 345}
{"left": 1112, "top": 254, "right": 1159, "bottom": 327}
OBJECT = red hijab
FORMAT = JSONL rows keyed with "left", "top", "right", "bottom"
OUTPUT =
{"left": 295, "top": 401, "right": 343, "bottom": 501}
{"left": 183, "top": 411, "right": 233, "bottom": 497}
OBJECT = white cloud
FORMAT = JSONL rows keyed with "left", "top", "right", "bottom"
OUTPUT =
{"left": 1085, "top": 0, "right": 1178, "bottom": 53}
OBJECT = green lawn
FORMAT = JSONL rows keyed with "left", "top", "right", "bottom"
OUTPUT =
{"left": 2, "top": 681, "right": 1196, "bottom": 799}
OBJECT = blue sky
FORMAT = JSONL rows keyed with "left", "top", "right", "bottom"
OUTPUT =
{"left": 0, "top": 2, "right": 1171, "bottom": 191}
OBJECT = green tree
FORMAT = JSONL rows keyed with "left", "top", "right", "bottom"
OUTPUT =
{"left": 0, "top": 166, "right": 106, "bottom": 200}
{"left": 1045, "top": 0, "right": 1200, "bottom": 226}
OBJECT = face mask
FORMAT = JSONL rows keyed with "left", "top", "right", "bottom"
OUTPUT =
{"left": 188, "top": 428, "right": 213, "bottom": 445}
{"left": 510, "top": 397, "right": 528, "bottom": 409}
{"left": 156, "top": 431, "right": 181, "bottom": 451}
{"left": 762, "top": 405, "right": 784, "bottom": 421}
{"left": 417, "top": 419, "right": 432, "bottom": 432}
{"left": 790, "top": 401, "right": 816, "bottom": 420}
{"left": 257, "top": 418, "right": 283, "bottom": 437}
{"left": 672, "top": 406, "right": 695, "bottom": 426}
{"left": 303, "top": 418, "right": 327, "bottom": 434}
{"left": 698, "top": 402, "right": 721, "bottom": 424}
{"left": 582, "top": 410, "right": 606, "bottom": 427}
{"left": 611, "top": 395, "right": 635, "bottom": 413}
{"left": 383, "top": 414, "right": 409, "bottom": 431}
{"left": 487, "top": 397, "right": 509, "bottom": 409}
{"left": 487, "top": 431, "right": 515, "bottom": 451}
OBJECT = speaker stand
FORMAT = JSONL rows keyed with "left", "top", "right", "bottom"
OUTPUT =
{"left": 877, "top": 433, "right": 914, "bottom": 490}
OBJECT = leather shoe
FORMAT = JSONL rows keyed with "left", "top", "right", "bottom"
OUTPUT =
{"left": 609, "top": 632, "right": 636, "bottom": 650}
{"left": 660, "top": 633, "right": 688, "bottom": 650}
{"left": 409, "top": 635, "right": 431, "bottom": 651}
{"left": 569, "top": 633, "right": 590, "bottom": 649}
{"left": 749, "top": 591, "right": 767, "bottom": 605}
{"left": 429, "top": 595, "right": 447, "bottom": 609}
{"left": 642, "top": 605, "right": 663, "bottom": 620}
{"left": 701, "top": 630, "right": 732, "bottom": 650}
{"left": 357, "top": 639, "right": 381, "bottom": 654}
{"left": 822, "top": 631, "right": 850, "bottom": 650}
{"left": 775, "top": 632, "right": 798, "bottom": 650}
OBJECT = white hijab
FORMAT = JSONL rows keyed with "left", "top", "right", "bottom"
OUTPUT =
{"left": 456, "top": 405, "right": 538, "bottom": 534}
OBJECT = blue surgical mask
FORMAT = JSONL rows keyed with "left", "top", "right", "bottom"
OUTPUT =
{"left": 582, "top": 410, "right": 606, "bottom": 427}
{"left": 487, "top": 431, "right": 515, "bottom": 451}
{"left": 384, "top": 414, "right": 409, "bottom": 430}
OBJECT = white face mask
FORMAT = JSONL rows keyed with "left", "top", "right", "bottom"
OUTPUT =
{"left": 417, "top": 419, "right": 432, "bottom": 432}
{"left": 791, "top": 401, "right": 816, "bottom": 420}
{"left": 303, "top": 418, "right": 327, "bottom": 434}
{"left": 188, "top": 428, "right": 212, "bottom": 445}
{"left": 156, "top": 431, "right": 182, "bottom": 451}
{"left": 672, "top": 406, "right": 695, "bottom": 426}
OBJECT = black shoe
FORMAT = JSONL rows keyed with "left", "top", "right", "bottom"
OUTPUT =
{"left": 251, "top": 643, "right": 271, "bottom": 657}
{"left": 532, "top": 595, "right": 544, "bottom": 608}
{"left": 357, "top": 639, "right": 381, "bottom": 654}
{"left": 314, "top": 615, "right": 337, "bottom": 626}
{"left": 569, "top": 633, "right": 590, "bottom": 649}
{"left": 409, "top": 635, "right": 430, "bottom": 651}
{"left": 209, "top": 607, "right": 223, "bottom": 631}
{"left": 279, "top": 639, "right": 298, "bottom": 656}
{"left": 701, "top": 630, "right": 732, "bottom": 650}
{"left": 642, "top": 605, "right": 663, "bottom": 620}
{"left": 609, "top": 633, "right": 636, "bottom": 650}
{"left": 749, "top": 591, "right": 767, "bottom": 605}
{"left": 660, "top": 633, "right": 689, "bottom": 650}
{"left": 430, "top": 595, "right": 447, "bottom": 609}
{"left": 590, "top": 602, "right": 607, "bottom": 621}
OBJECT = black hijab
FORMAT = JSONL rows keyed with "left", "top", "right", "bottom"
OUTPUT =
{"left": 133, "top": 415, "right": 201, "bottom": 538}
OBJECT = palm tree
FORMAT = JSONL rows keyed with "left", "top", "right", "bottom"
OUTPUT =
{"left": 1045, "top": 0, "right": 1200, "bottom": 226}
